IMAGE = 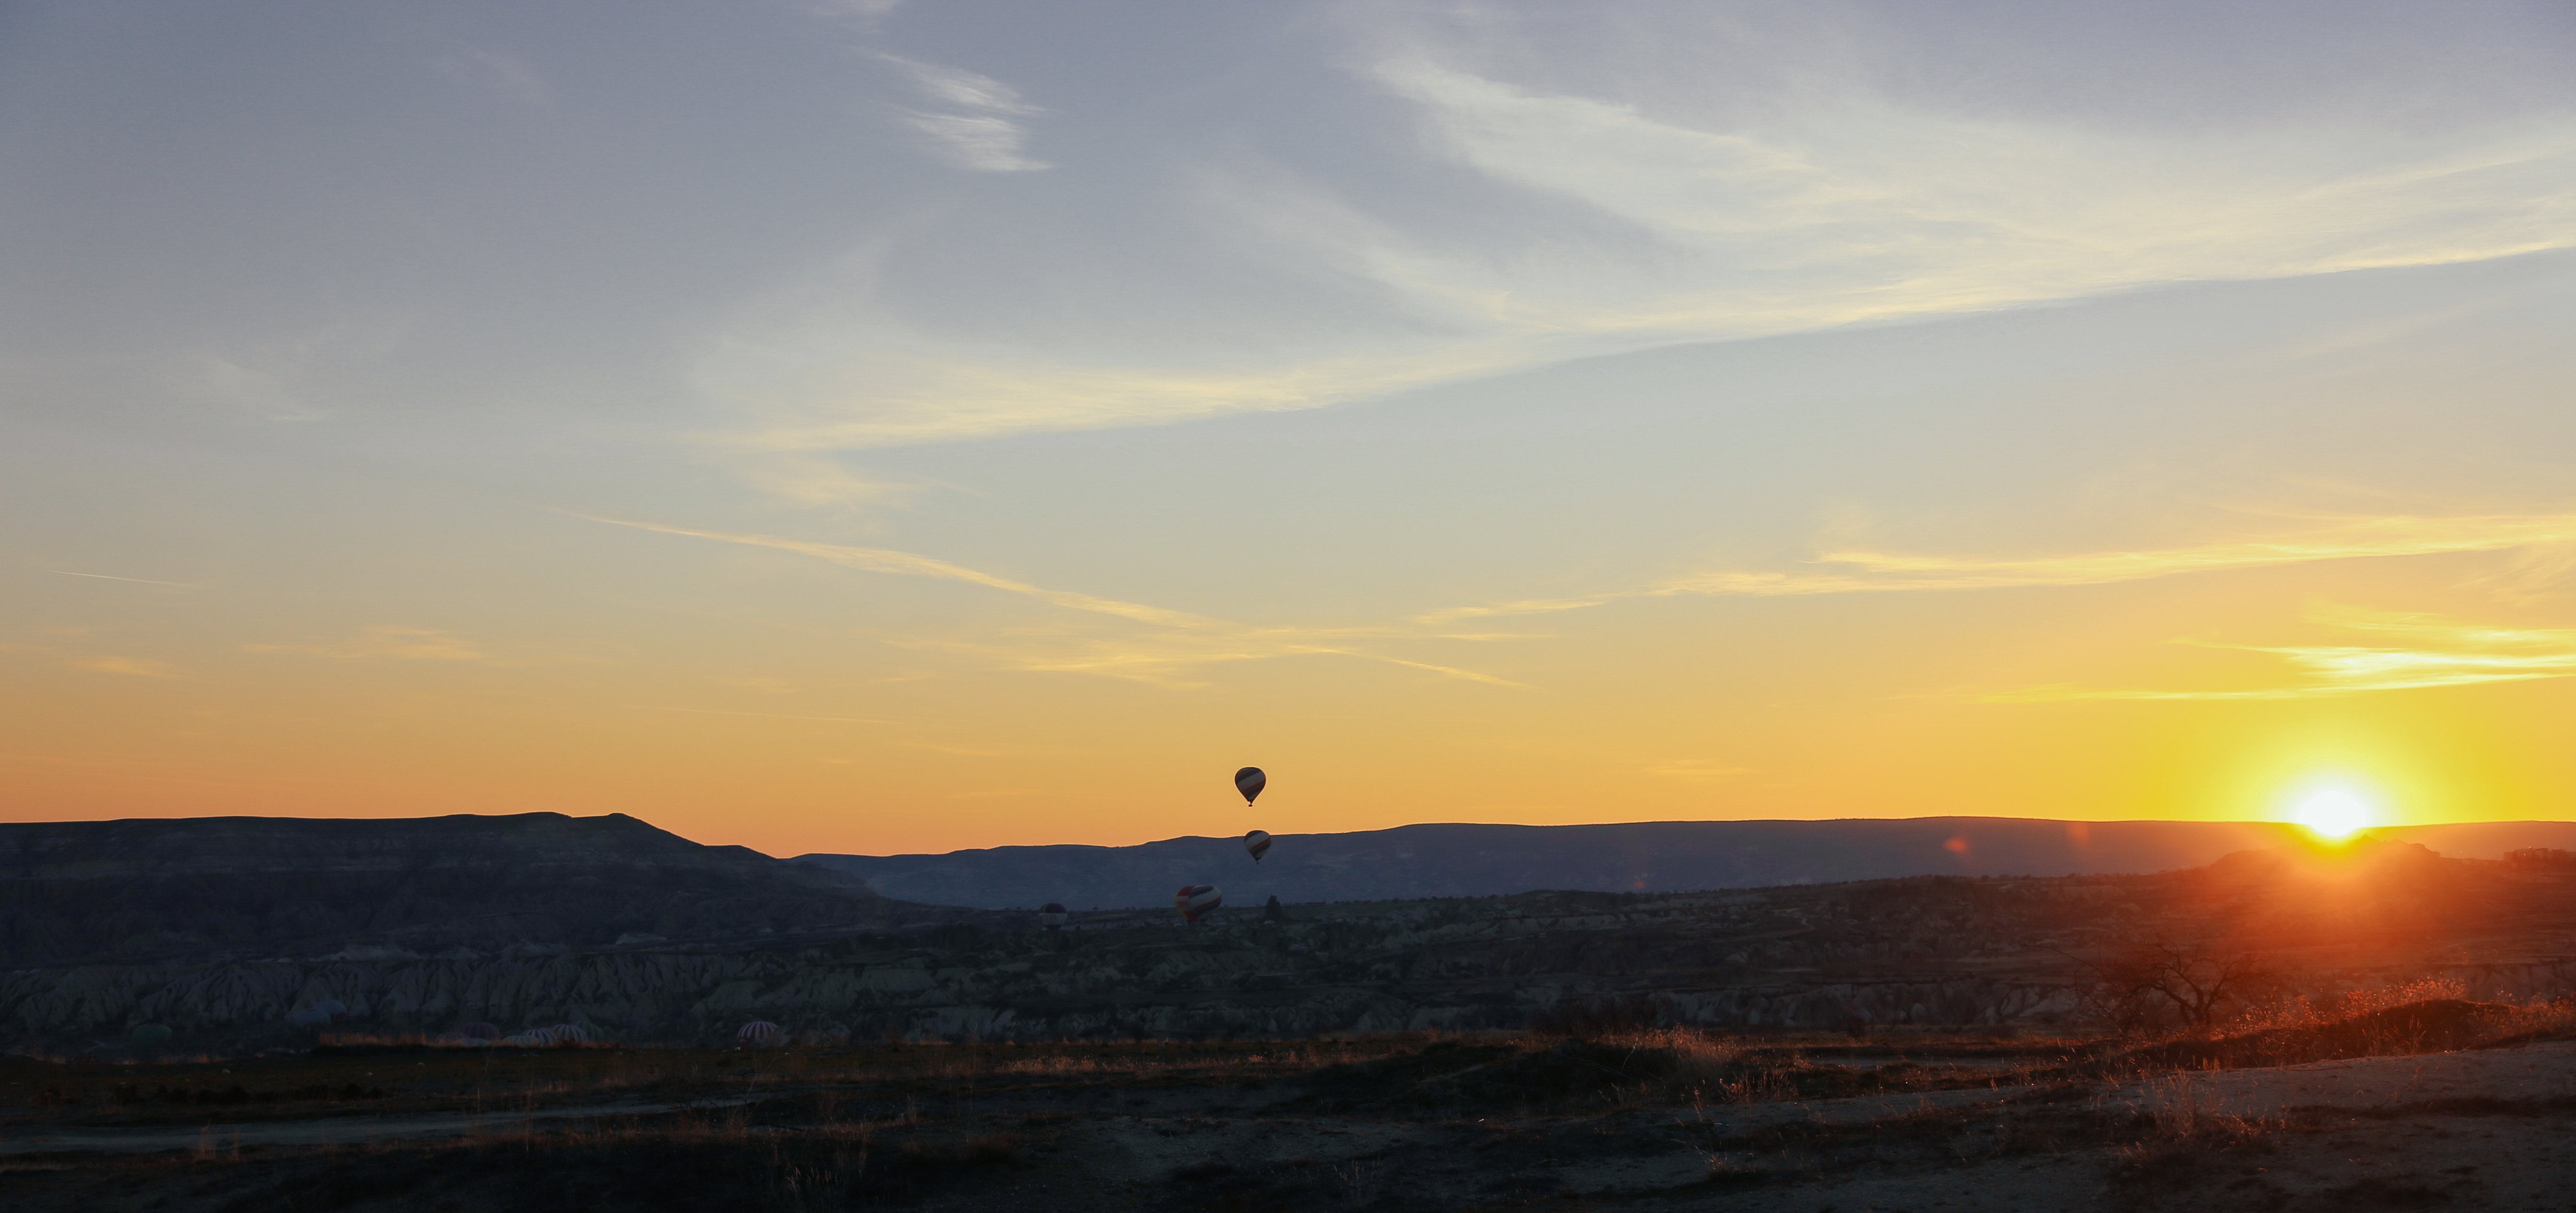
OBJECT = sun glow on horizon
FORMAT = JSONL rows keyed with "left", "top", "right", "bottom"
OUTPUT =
{"left": 2289, "top": 784, "right": 2380, "bottom": 841}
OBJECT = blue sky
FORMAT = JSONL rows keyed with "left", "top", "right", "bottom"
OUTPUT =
{"left": 5, "top": 1, "right": 2573, "bottom": 852}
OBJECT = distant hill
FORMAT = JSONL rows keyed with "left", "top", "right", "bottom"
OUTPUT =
{"left": 0, "top": 812, "right": 899, "bottom": 968}
{"left": 794, "top": 817, "right": 2576, "bottom": 910}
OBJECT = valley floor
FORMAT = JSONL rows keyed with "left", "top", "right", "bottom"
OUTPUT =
{"left": 4, "top": 1023, "right": 2574, "bottom": 1212}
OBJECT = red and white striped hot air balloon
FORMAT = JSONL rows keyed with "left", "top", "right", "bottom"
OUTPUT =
{"left": 1174, "top": 884, "right": 1223, "bottom": 924}
{"left": 737, "top": 1020, "right": 784, "bottom": 1048}
{"left": 1244, "top": 830, "right": 1272, "bottom": 862}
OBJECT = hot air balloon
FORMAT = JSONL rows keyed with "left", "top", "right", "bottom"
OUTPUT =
{"left": 1038, "top": 903, "right": 1069, "bottom": 930}
{"left": 1175, "top": 884, "right": 1223, "bottom": 924}
{"left": 1233, "top": 767, "right": 1265, "bottom": 805}
{"left": 737, "top": 1020, "right": 784, "bottom": 1048}
{"left": 130, "top": 1024, "right": 173, "bottom": 1049}
{"left": 547, "top": 1023, "right": 589, "bottom": 1045}
{"left": 1244, "top": 830, "right": 1272, "bottom": 862}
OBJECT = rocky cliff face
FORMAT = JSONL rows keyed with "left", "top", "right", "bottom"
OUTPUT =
{"left": 0, "top": 813, "right": 901, "bottom": 969}
{"left": 13, "top": 851, "right": 2569, "bottom": 1051}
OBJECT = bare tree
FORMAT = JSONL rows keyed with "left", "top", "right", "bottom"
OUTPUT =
{"left": 2072, "top": 937, "right": 2274, "bottom": 1031}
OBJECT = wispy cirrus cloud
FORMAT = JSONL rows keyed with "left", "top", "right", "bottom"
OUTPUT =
{"left": 1988, "top": 609, "right": 2576, "bottom": 702}
{"left": 877, "top": 52, "right": 1048, "bottom": 173}
{"left": 581, "top": 514, "right": 1218, "bottom": 629}
{"left": 1371, "top": 56, "right": 2576, "bottom": 326}
{"left": 585, "top": 514, "right": 1521, "bottom": 689}
{"left": 70, "top": 656, "right": 186, "bottom": 679}
{"left": 706, "top": 25, "right": 2576, "bottom": 457}
{"left": 243, "top": 626, "right": 494, "bottom": 663}
{"left": 1420, "top": 512, "right": 2576, "bottom": 623}
{"left": 52, "top": 570, "right": 200, "bottom": 587}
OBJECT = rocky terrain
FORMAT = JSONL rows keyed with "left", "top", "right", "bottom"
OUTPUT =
{"left": 4, "top": 1011, "right": 2574, "bottom": 1211}
{"left": 8, "top": 832, "right": 2572, "bottom": 1054}
{"left": 794, "top": 816, "right": 2576, "bottom": 908}
{"left": 7, "top": 816, "right": 2575, "bottom": 1210}
{"left": 0, "top": 813, "right": 906, "bottom": 971}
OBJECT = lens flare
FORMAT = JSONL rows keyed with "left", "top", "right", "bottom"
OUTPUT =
{"left": 2291, "top": 787, "right": 2375, "bottom": 841}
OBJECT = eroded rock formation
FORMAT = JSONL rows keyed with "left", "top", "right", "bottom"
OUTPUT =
{"left": 12, "top": 848, "right": 2572, "bottom": 1051}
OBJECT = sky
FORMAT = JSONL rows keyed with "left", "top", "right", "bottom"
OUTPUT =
{"left": 4, "top": 0, "right": 2575, "bottom": 857}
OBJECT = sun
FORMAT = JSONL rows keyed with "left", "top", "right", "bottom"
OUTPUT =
{"left": 2290, "top": 786, "right": 2376, "bottom": 841}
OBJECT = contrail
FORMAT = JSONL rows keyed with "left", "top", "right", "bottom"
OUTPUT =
{"left": 52, "top": 570, "right": 201, "bottom": 587}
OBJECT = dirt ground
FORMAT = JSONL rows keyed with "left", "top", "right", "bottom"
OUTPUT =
{"left": 2, "top": 1024, "right": 2571, "bottom": 1212}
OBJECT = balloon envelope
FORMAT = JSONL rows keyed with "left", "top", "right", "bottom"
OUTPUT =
{"left": 1233, "top": 767, "right": 1265, "bottom": 805}
{"left": 1038, "top": 902, "right": 1069, "bottom": 929}
{"left": 1174, "top": 884, "right": 1223, "bottom": 923}
{"left": 1244, "top": 830, "right": 1272, "bottom": 862}
{"left": 737, "top": 1020, "right": 784, "bottom": 1047}
{"left": 130, "top": 1024, "right": 173, "bottom": 1047}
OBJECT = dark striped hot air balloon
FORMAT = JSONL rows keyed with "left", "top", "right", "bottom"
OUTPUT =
{"left": 737, "top": 1020, "right": 784, "bottom": 1048}
{"left": 1038, "top": 903, "right": 1069, "bottom": 929}
{"left": 1233, "top": 767, "right": 1265, "bottom": 806}
{"left": 1175, "top": 884, "right": 1223, "bottom": 924}
{"left": 1244, "top": 830, "right": 1272, "bottom": 862}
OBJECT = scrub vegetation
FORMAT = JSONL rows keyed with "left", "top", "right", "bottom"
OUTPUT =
{"left": 5, "top": 985, "right": 2572, "bottom": 1212}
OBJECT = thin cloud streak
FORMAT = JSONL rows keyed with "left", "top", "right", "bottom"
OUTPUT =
{"left": 633, "top": 706, "right": 900, "bottom": 725}
{"left": 586, "top": 514, "right": 1520, "bottom": 688}
{"left": 70, "top": 656, "right": 186, "bottom": 679}
{"left": 52, "top": 570, "right": 201, "bottom": 587}
{"left": 579, "top": 514, "right": 1219, "bottom": 629}
{"left": 896, "top": 635, "right": 1526, "bottom": 691}
{"left": 1421, "top": 512, "right": 2576, "bottom": 622}
{"left": 1987, "top": 611, "right": 2576, "bottom": 702}
{"left": 243, "top": 626, "right": 496, "bottom": 664}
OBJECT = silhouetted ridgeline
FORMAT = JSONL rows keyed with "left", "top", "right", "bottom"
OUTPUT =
{"left": 794, "top": 817, "right": 2576, "bottom": 909}
{"left": 0, "top": 812, "right": 896, "bottom": 968}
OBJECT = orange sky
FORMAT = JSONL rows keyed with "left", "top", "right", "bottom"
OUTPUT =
{"left": 5, "top": 3, "right": 2574, "bottom": 856}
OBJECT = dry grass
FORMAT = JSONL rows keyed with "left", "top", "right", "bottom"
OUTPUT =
{"left": 10, "top": 1017, "right": 2572, "bottom": 1213}
{"left": 2108, "top": 994, "right": 2576, "bottom": 1076}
